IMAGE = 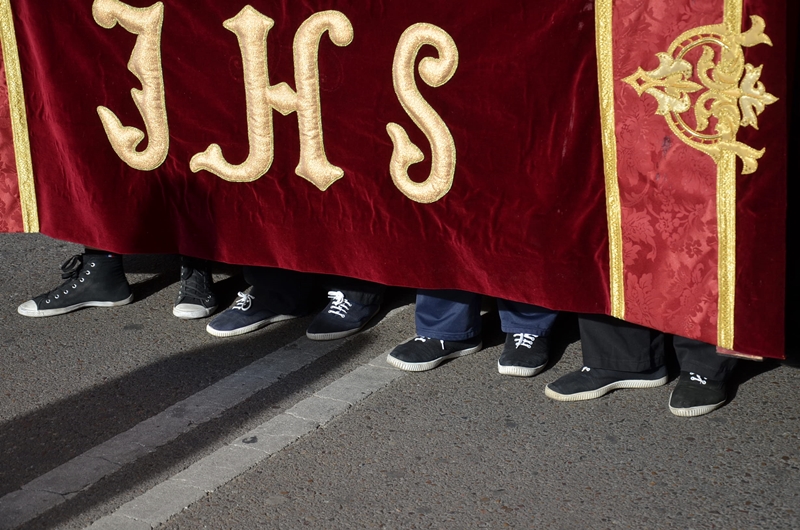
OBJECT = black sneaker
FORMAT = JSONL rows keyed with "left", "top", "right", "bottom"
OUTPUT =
{"left": 173, "top": 257, "right": 217, "bottom": 319}
{"left": 386, "top": 335, "right": 482, "bottom": 372}
{"left": 497, "top": 333, "right": 549, "bottom": 377}
{"left": 17, "top": 254, "right": 132, "bottom": 317}
{"left": 544, "top": 365, "right": 668, "bottom": 401}
{"left": 206, "top": 292, "right": 297, "bottom": 337}
{"left": 306, "top": 290, "right": 380, "bottom": 340}
{"left": 669, "top": 371, "right": 727, "bottom": 417}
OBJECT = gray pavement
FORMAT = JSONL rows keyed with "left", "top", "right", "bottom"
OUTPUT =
{"left": 1, "top": 233, "right": 798, "bottom": 529}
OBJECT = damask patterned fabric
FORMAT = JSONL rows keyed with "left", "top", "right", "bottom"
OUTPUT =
{"left": 0, "top": 0, "right": 790, "bottom": 358}
{"left": 0, "top": 52, "right": 22, "bottom": 232}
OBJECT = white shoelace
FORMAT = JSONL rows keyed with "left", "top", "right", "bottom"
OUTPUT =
{"left": 232, "top": 292, "right": 254, "bottom": 311}
{"left": 690, "top": 372, "right": 707, "bottom": 385}
{"left": 327, "top": 291, "right": 352, "bottom": 318}
{"left": 413, "top": 336, "right": 446, "bottom": 349}
{"left": 513, "top": 333, "right": 537, "bottom": 349}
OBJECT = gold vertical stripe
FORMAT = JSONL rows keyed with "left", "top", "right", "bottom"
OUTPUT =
{"left": 716, "top": 152, "right": 736, "bottom": 349}
{"left": 724, "top": 0, "right": 743, "bottom": 33}
{"left": 595, "top": 0, "right": 625, "bottom": 318}
{"left": 0, "top": 0, "right": 38, "bottom": 232}
{"left": 717, "top": 0, "right": 741, "bottom": 349}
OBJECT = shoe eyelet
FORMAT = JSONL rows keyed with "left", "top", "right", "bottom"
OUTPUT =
{"left": 79, "top": 278, "right": 85, "bottom": 283}
{"left": 63, "top": 290, "right": 69, "bottom": 295}
{"left": 72, "top": 284, "right": 77, "bottom": 288}
{"left": 54, "top": 294, "right": 59, "bottom": 299}
{"left": 85, "top": 271, "right": 91, "bottom": 275}
{"left": 45, "top": 299, "right": 51, "bottom": 303}
{"left": 90, "top": 262, "right": 96, "bottom": 267}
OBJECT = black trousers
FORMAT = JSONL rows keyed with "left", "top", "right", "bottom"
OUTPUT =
{"left": 579, "top": 314, "right": 737, "bottom": 381}
{"left": 243, "top": 266, "right": 384, "bottom": 316}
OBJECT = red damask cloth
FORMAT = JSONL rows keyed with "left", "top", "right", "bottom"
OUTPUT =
{"left": 0, "top": 52, "right": 22, "bottom": 232}
{"left": 0, "top": 0, "right": 790, "bottom": 358}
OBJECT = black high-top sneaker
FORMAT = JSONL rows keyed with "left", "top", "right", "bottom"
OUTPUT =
{"left": 17, "top": 253, "right": 133, "bottom": 317}
{"left": 173, "top": 256, "right": 217, "bottom": 319}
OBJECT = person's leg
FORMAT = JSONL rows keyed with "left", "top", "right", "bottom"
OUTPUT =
{"left": 414, "top": 289, "right": 482, "bottom": 340}
{"left": 496, "top": 300, "right": 557, "bottom": 377}
{"left": 544, "top": 314, "right": 668, "bottom": 401}
{"left": 173, "top": 256, "right": 217, "bottom": 319}
{"left": 668, "top": 336, "right": 738, "bottom": 417}
{"left": 206, "top": 266, "right": 312, "bottom": 337}
{"left": 386, "top": 289, "right": 482, "bottom": 372}
{"left": 243, "top": 266, "right": 313, "bottom": 315}
{"left": 306, "top": 276, "right": 385, "bottom": 340}
{"left": 18, "top": 247, "right": 132, "bottom": 317}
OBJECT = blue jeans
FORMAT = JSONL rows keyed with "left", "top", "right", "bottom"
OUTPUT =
{"left": 415, "top": 289, "right": 557, "bottom": 341}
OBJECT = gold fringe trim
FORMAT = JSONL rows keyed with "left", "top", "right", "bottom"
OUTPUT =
{"left": 0, "top": 0, "right": 38, "bottom": 232}
{"left": 595, "top": 0, "right": 625, "bottom": 319}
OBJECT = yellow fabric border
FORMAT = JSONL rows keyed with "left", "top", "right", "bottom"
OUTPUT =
{"left": 715, "top": 0, "right": 741, "bottom": 349}
{"left": 595, "top": 0, "right": 625, "bottom": 319}
{"left": 716, "top": 153, "right": 736, "bottom": 349}
{"left": 0, "top": 0, "right": 38, "bottom": 232}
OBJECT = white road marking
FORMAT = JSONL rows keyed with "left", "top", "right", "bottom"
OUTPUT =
{"left": 0, "top": 305, "right": 411, "bottom": 530}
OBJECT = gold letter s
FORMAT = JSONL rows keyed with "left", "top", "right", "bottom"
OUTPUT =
{"left": 387, "top": 23, "right": 458, "bottom": 204}
{"left": 93, "top": 0, "right": 169, "bottom": 171}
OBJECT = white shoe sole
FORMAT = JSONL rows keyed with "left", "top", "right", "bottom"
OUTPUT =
{"left": 497, "top": 361, "right": 546, "bottom": 377}
{"left": 205, "top": 314, "right": 297, "bottom": 338}
{"left": 17, "top": 294, "right": 134, "bottom": 317}
{"left": 668, "top": 392, "right": 726, "bottom": 417}
{"left": 306, "top": 325, "right": 366, "bottom": 341}
{"left": 544, "top": 375, "right": 668, "bottom": 402}
{"left": 306, "top": 307, "right": 381, "bottom": 341}
{"left": 386, "top": 342, "right": 483, "bottom": 372}
{"left": 173, "top": 303, "right": 217, "bottom": 320}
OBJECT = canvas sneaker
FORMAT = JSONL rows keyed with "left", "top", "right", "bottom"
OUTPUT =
{"left": 17, "top": 253, "right": 132, "bottom": 317}
{"left": 668, "top": 371, "right": 727, "bottom": 417}
{"left": 206, "top": 292, "right": 297, "bottom": 337}
{"left": 306, "top": 290, "right": 380, "bottom": 340}
{"left": 173, "top": 257, "right": 217, "bottom": 319}
{"left": 497, "top": 333, "right": 549, "bottom": 377}
{"left": 545, "top": 365, "right": 668, "bottom": 401}
{"left": 386, "top": 335, "right": 482, "bottom": 372}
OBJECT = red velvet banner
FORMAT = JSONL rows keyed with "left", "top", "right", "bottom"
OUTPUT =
{"left": 0, "top": 0, "right": 789, "bottom": 358}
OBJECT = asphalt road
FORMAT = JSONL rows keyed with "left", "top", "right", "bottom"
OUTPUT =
{"left": 1, "top": 233, "right": 798, "bottom": 529}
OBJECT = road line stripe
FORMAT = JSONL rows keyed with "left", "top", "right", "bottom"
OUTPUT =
{"left": 86, "top": 351, "right": 409, "bottom": 529}
{"left": 0, "top": 305, "right": 411, "bottom": 530}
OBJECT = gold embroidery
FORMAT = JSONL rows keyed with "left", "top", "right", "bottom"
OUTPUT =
{"left": 93, "top": 0, "right": 169, "bottom": 172}
{"left": 292, "top": 11, "right": 353, "bottom": 189}
{"left": 594, "top": 0, "right": 625, "bottom": 318}
{"left": 0, "top": 0, "right": 39, "bottom": 232}
{"left": 191, "top": 7, "right": 353, "bottom": 189}
{"left": 622, "top": 16, "right": 776, "bottom": 175}
{"left": 386, "top": 23, "right": 458, "bottom": 204}
{"left": 622, "top": 3, "right": 776, "bottom": 350}
{"left": 190, "top": 6, "right": 274, "bottom": 183}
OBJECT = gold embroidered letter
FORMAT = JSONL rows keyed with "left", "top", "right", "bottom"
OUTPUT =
{"left": 93, "top": 0, "right": 169, "bottom": 171}
{"left": 387, "top": 23, "right": 458, "bottom": 204}
{"left": 191, "top": 7, "right": 353, "bottom": 188}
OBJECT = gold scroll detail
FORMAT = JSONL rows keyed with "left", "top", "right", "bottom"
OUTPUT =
{"left": 190, "top": 7, "right": 353, "bottom": 189}
{"left": 0, "top": 0, "right": 38, "bottom": 231}
{"left": 622, "top": 16, "right": 776, "bottom": 175}
{"left": 93, "top": 0, "right": 169, "bottom": 172}
{"left": 386, "top": 23, "right": 458, "bottom": 204}
{"left": 594, "top": 0, "right": 625, "bottom": 318}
